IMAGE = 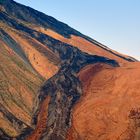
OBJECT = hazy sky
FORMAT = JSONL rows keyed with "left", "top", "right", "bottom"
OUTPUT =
{"left": 15, "top": 0, "right": 140, "bottom": 60}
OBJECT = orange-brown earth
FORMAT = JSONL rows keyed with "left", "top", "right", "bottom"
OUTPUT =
{"left": 26, "top": 96, "right": 50, "bottom": 140}
{"left": 0, "top": 39, "right": 44, "bottom": 136}
{"left": 67, "top": 62, "right": 140, "bottom": 140}
{"left": 0, "top": 17, "right": 138, "bottom": 140}
{"left": 34, "top": 27, "right": 133, "bottom": 65}
{"left": 0, "top": 23, "right": 59, "bottom": 79}
{"left": 0, "top": 23, "right": 58, "bottom": 137}
{"left": 0, "top": 1, "right": 139, "bottom": 139}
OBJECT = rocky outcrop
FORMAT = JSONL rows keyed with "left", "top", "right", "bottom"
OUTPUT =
{"left": 30, "top": 44, "right": 119, "bottom": 140}
{"left": 0, "top": 129, "right": 13, "bottom": 140}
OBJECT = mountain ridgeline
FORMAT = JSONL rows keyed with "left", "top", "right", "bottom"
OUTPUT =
{"left": 0, "top": 0, "right": 140, "bottom": 140}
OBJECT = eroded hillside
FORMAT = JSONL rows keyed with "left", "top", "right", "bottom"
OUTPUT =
{"left": 0, "top": 0, "right": 139, "bottom": 140}
{"left": 67, "top": 63, "right": 140, "bottom": 140}
{"left": 0, "top": 39, "right": 44, "bottom": 137}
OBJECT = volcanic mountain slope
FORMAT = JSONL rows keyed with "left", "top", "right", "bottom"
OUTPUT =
{"left": 0, "top": 34, "right": 44, "bottom": 137}
{"left": 0, "top": 0, "right": 140, "bottom": 140}
{"left": 67, "top": 62, "right": 140, "bottom": 140}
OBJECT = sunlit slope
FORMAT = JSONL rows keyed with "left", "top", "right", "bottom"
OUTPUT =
{"left": 67, "top": 62, "right": 140, "bottom": 140}
{"left": 0, "top": 0, "right": 137, "bottom": 65}
{"left": 0, "top": 22, "right": 59, "bottom": 137}
{"left": 0, "top": 22, "right": 59, "bottom": 79}
{"left": 0, "top": 0, "right": 139, "bottom": 139}
{"left": 34, "top": 27, "right": 136, "bottom": 64}
{"left": 0, "top": 40, "right": 44, "bottom": 136}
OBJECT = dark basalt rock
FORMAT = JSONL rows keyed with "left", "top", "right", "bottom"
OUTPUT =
{"left": 37, "top": 57, "right": 118, "bottom": 140}
{"left": 0, "top": 103, "right": 34, "bottom": 140}
{"left": 0, "top": 0, "right": 11, "bottom": 4}
{"left": 39, "top": 74, "right": 81, "bottom": 139}
{"left": 0, "top": 0, "right": 82, "bottom": 38}
{"left": 0, "top": 0, "right": 137, "bottom": 62}
{"left": 0, "top": 129, "right": 13, "bottom": 140}
{"left": 29, "top": 31, "right": 119, "bottom": 140}
{"left": 0, "top": 103, "right": 30, "bottom": 133}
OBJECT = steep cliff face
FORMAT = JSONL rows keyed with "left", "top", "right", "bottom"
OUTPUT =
{"left": 0, "top": 0, "right": 139, "bottom": 140}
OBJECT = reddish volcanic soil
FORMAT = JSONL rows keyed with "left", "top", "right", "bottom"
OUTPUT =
{"left": 67, "top": 62, "right": 140, "bottom": 140}
{"left": 26, "top": 96, "right": 50, "bottom": 140}
{"left": 0, "top": 1, "right": 139, "bottom": 139}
